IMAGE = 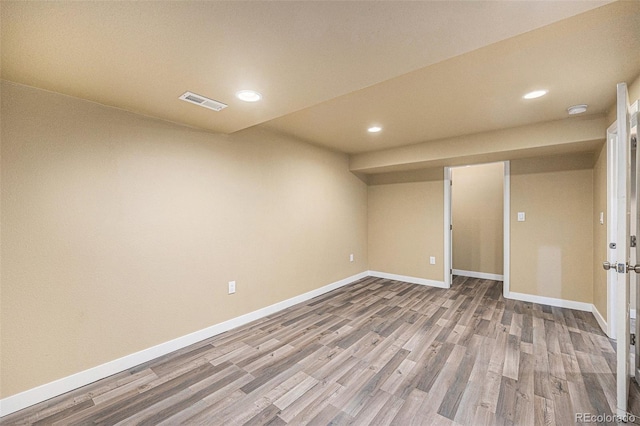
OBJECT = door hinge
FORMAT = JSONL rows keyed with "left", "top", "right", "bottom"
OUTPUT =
{"left": 632, "top": 333, "right": 636, "bottom": 346}
{"left": 632, "top": 236, "right": 637, "bottom": 248}
{"left": 450, "top": 224, "right": 453, "bottom": 230}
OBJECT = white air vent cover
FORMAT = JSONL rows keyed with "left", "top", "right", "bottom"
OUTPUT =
{"left": 179, "top": 91, "right": 228, "bottom": 111}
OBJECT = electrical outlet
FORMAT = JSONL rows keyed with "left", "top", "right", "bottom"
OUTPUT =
{"left": 517, "top": 212, "right": 526, "bottom": 222}
{"left": 349, "top": 253, "right": 354, "bottom": 262}
{"left": 228, "top": 281, "right": 236, "bottom": 294}
{"left": 429, "top": 256, "right": 436, "bottom": 265}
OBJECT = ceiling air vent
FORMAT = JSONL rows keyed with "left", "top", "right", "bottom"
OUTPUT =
{"left": 179, "top": 91, "right": 228, "bottom": 112}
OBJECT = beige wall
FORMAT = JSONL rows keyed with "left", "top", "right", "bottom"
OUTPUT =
{"left": 0, "top": 81, "right": 368, "bottom": 398}
{"left": 0, "top": 78, "right": 612, "bottom": 402}
{"left": 452, "top": 163, "right": 503, "bottom": 275}
{"left": 606, "top": 72, "right": 640, "bottom": 125}
{"left": 510, "top": 154, "right": 594, "bottom": 303}
{"left": 632, "top": 73, "right": 640, "bottom": 108}
{"left": 593, "top": 144, "right": 608, "bottom": 318}
{"left": 368, "top": 174, "right": 444, "bottom": 282}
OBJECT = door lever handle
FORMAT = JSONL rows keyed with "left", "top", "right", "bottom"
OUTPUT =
{"left": 628, "top": 263, "right": 640, "bottom": 273}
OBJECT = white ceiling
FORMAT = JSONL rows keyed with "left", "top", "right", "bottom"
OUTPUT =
{"left": 2, "top": 1, "right": 637, "bottom": 155}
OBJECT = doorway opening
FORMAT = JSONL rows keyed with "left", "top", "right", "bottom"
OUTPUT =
{"left": 444, "top": 161, "right": 510, "bottom": 295}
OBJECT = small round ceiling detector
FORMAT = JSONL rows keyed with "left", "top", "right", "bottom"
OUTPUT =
{"left": 567, "top": 104, "right": 588, "bottom": 115}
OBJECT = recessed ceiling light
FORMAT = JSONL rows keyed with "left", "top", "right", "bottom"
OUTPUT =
{"left": 236, "top": 90, "right": 262, "bottom": 102}
{"left": 567, "top": 104, "right": 588, "bottom": 115}
{"left": 523, "top": 90, "right": 548, "bottom": 100}
{"left": 368, "top": 126, "right": 382, "bottom": 133}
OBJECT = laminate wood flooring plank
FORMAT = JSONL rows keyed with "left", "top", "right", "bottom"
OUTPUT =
{"left": 91, "top": 369, "right": 159, "bottom": 406}
{"left": 474, "top": 404, "right": 499, "bottom": 426}
{"left": 3, "top": 276, "right": 619, "bottom": 426}
{"left": 283, "top": 382, "right": 343, "bottom": 424}
{"left": 30, "top": 400, "right": 94, "bottom": 426}
{"left": 379, "top": 357, "right": 417, "bottom": 395}
{"left": 347, "top": 331, "right": 388, "bottom": 361}
{"left": 366, "top": 393, "right": 405, "bottom": 425}
{"left": 49, "top": 389, "right": 142, "bottom": 426}
{"left": 550, "top": 376, "right": 575, "bottom": 426}
{"left": 574, "top": 352, "right": 612, "bottom": 419}
{"left": 240, "top": 344, "right": 321, "bottom": 394}
{"left": 479, "top": 371, "right": 503, "bottom": 415}
{"left": 180, "top": 389, "right": 247, "bottom": 425}
{"left": 239, "top": 343, "right": 297, "bottom": 373}
{"left": 150, "top": 344, "right": 218, "bottom": 377}
{"left": 347, "top": 389, "right": 393, "bottom": 425}
{"left": 590, "top": 354, "right": 617, "bottom": 411}
{"left": 410, "top": 341, "right": 456, "bottom": 396}
{"left": 340, "top": 347, "right": 408, "bottom": 417}
{"left": 156, "top": 374, "right": 254, "bottom": 425}
{"left": 306, "top": 403, "right": 342, "bottom": 426}
{"left": 533, "top": 395, "right": 554, "bottom": 426}
{"left": 532, "top": 316, "right": 552, "bottom": 400}
{"left": 232, "top": 338, "right": 286, "bottom": 368}
{"left": 216, "top": 366, "right": 305, "bottom": 425}
{"left": 391, "top": 388, "right": 429, "bottom": 425}
{"left": 242, "top": 403, "right": 282, "bottom": 426}
{"left": 513, "top": 351, "right": 535, "bottom": 426}
{"left": 437, "top": 335, "right": 480, "bottom": 420}
{"left": 272, "top": 374, "right": 319, "bottom": 411}
{"left": 495, "top": 376, "right": 518, "bottom": 424}
{"left": 131, "top": 369, "right": 250, "bottom": 426}
{"left": 83, "top": 362, "right": 221, "bottom": 425}
{"left": 453, "top": 335, "right": 493, "bottom": 425}
{"left": 502, "top": 333, "right": 521, "bottom": 381}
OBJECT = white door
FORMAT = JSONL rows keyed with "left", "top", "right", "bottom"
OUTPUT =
{"left": 633, "top": 106, "right": 640, "bottom": 384}
{"left": 612, "top": 82, "right": 632, "bottom": 417}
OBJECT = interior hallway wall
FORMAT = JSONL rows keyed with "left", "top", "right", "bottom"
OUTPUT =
{"left": 367, "top": 169, "right": 444, "bottom": 282}
{"left": 451, "top": 163, "right": 503, "bottom": 276}
{"left": 510, "top": 153, "right": 594, "bottom": 304}
{"left": 592, "top": 143, "right": 608, "bottom": 319}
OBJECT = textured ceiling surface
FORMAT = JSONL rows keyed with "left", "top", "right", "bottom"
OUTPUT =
{"left": 3, "top": 1, "right": 637, "bottom": 155}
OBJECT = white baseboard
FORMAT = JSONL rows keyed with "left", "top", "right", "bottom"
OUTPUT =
{"left": 368, "top": 271, "right": 447, "bottom": 289}
{"left": 592, "top": 304, "right": 608, "bottom": 336}
{"left": 452, "top": 269, "right": 504, "bottom": 281}
{"left": 506, "top": 291, "right": 592, "bottom": 312}
{"left": 0, "top": 271, "right": 369, "bottom": 417}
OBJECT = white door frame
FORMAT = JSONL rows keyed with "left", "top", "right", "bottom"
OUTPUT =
{"left": 444, "top": 167, "right": 452, "bottom": 288}
{"left": 503, "top": 161, "right": 511, "bottom": 297}
{"left": 443, "top": 161, "right": 510, "bottom": 294}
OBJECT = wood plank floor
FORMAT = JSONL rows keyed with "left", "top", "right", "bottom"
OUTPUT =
{"left": 1, "top": 276, "right": 622, "bottom": 425}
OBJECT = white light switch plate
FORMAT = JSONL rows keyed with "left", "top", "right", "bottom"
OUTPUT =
{"left": 429, "top": 256, "right": 436, "bottom": 265}
{"left": 228, "top": 281, "right": 236, "bottom": 294}
{"left": 517, "top": 212, "right": 526, "bottom": 222}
